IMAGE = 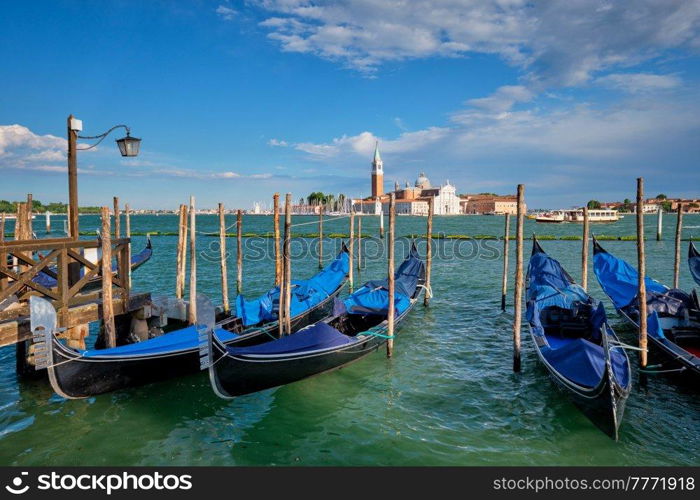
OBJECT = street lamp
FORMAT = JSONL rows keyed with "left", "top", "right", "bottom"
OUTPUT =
{"left": 66, "top": 115, "right": 141, "bottom": 239}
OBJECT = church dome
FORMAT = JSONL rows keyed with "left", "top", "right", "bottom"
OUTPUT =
{"left": 415, "top": 172, "right": 431, "bottom": 189}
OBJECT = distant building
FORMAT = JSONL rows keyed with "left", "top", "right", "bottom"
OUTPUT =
{"left": 352, "top": 143, "right": 460, "bottom": 215}
{"left": 371, "top": 141, "right": 384, "bottom": 198}
{"left": 460, "top": 194, "right": 520, "bottom": 215}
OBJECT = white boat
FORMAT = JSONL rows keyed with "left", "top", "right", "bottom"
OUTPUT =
{"left": 536, "top": 209, "right": 620, "bottom": 223}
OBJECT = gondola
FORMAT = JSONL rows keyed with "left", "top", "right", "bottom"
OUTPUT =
{"left": 526, "top": 238, "right": 631, "bottom": 440}
{"left": 689, "top": 241, "right": 700, "bottom": 287}
{"left": 29, "top": 246, "right": 350, "bottom": 398}
{"left": 201, "top": 243, "right": 426, "bottom": 399}
{"left": 32, "top": 236, "right": 154, "bottom": 290}
{"left": 593, "top": 238, "right": 700, "bottom": 381}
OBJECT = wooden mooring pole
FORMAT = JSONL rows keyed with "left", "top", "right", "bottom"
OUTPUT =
{"left": 673, "top": 203, "right": 683, "bottom": 288}
{"left": 188, "top": 196, "right": 197, "bottom": 325}
{"left": 673, "top": 204, "right": 683, "bottom": 289}
{"left": 125, "top": 203, "right": 132, "bottom": 288}
{"left": 318, "top": 204, "right": 324, "bottom": 269}
{"left": 273, "top": 193, "right": 282, "bottom": 286}
{"left": 656, "top": 206, "right": 663, "bottom": 241}
{"left": 513, "top": 184, "right": 525, "bottom": 373}
{"left": 379, "top": 208, "right": 384, "bottom": 239}
{"left": 26, "top": 194, "right": 32, "bottom": 236}
{"left": 176, "top": 204, "right": 188, "bottom": 299}
{"left": 279, "top": 193, "right": 292, "bottom": 336}
{"left": 113, "top": 197, "right": 120, "bottom": 239}
{"left": 218, "top": 203, "right": 230, "bottom": 315}
{"left": 45, "top": 211, "right": 51, "bottom": 233}
{"left": 424, "top": 196, "right": 434, "bottom": 307}
{"left": 349, "top": 209, "right": 354, "bottom": 291}
{"left": 100, "top": 206, "right": 116, "bottom": 348}
{"left": 582, "top": 206, "right": 590, "bottom": 291}
{"left": 500, "top": 213, "right": 510, "bottom": 311}
{"left": 125, "top": 204, "right": 131, "bottom": 239}
{"left": 237, "top": 209, "right": 243, "bottom": 295}
{"left": 636, "top": 178, "right": 648, "bottom": 368}
{"left": 386, "top": 193, "right": 396, "bottom": 358}
{"left": 357, "top": 216, "right": 362, "bottom": 271}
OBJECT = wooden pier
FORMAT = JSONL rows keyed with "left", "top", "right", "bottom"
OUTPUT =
{"left": 0, "top": 235, "right": 150, "bottom": 351}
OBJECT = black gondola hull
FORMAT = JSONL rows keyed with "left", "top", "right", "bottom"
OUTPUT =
{"left": 210, "top": 302, "right": 417, "bottom": 398}
{"left": 529, "top": 328, "right": 629, "bottom": 440}
{"left": 618, "top": 308, "right": 700, "bottom": 382}
{"left": 43, "top": 283, "right": 343, "bottom": 398}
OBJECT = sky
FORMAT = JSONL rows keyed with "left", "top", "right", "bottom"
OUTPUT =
{"left": 1, "top": 0, "right": 699, "bottom": 210}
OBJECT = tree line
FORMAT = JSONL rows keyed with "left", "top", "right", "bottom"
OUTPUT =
{"left": 0, "top": 199, "right": 102, "bottom": 214}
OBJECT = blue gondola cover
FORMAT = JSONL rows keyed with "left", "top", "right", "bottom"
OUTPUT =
{"left": 528, "top": 242, "right": 629, "bottom": 389}
{"left": 236, "top": 250, "right": 349, "bottom": 326}
{"left": 593, "top": 249, "right": 667, "bottom": 309}
{"left": 228, "top": 322, "right": 353, "bottom": 356}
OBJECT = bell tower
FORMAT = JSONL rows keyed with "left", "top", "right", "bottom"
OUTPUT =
{"left": 371, "top": 141, "right": 384, "bottom": 198}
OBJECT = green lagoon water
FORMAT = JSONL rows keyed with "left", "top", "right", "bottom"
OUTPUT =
{"left": 1, "top": 213, "right": 699, "bottom": 466}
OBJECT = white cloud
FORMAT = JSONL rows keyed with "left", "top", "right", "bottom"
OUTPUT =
{"left": 594, "top": 72, "right": 682, "bottom": 93}
{"left": 283, "top": 127, "right": 449, "bottom": 160}
{"left": 0, "top": 124, "right": 65, "bottom": 156}
{"left": 216, "top": 5, "right": 236, "bottom": 21}
{"left": 268, "top": 138, "right": 289, "bottom": 146}
{"left": 253, "top": 1, "right": 700, "bottom": 85}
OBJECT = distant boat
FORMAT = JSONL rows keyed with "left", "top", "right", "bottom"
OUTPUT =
{"left": 2, "top": 214, "right": 36, "bottom": 220}
{"left": 536, "top": 209, "right": 620, "bottom": 223}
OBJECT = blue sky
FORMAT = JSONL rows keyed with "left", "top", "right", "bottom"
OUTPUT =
{"left": 1, "top": 0, "right": 699, "bottom": 209}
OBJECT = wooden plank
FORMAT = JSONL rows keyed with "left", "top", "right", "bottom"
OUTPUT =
{"left": 0, "top": 293, "right": 151, "bottom": 347}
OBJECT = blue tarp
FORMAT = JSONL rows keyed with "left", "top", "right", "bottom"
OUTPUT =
{"left": 593, "top": 249, "right": 668, "bottom": 309}
{"left": 690, "top": 242, "right": 700, "bottom": 287}
{"left": 528, "top": 241, "right": 629, "bottom": 389}
{"left": 345, "top": 245, "right": 424, "bottom": 316}
{"left": 236, "top": 250, "right": 349, "bottom": 326}
{"left": 344, "top": 286, "right": 411, "bottom": 316}
{"left": 33, "top": 245, "right": 153, "bottom": 289}
{"left": 227, "top": 322, "right": 353, "bottom": 356}
{"left": 364, "top": 245, "right": 425, "bottom": 298}
{"left": 541, "top": 337, "right": 629, "bottom": 388}
{"left": 81, "top": 326, "right": 238, "bottom": 358}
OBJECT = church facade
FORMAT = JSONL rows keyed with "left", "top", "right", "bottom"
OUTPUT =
{"left": 353, "top": 142, "right": 461, "bottom": 215}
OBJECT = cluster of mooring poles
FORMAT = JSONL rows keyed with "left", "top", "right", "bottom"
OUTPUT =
{"left": 171, "top": 191, "right": 434, "bottom": 351}
{"left": 503, "top": 178, "right": 687, "bottom": 371}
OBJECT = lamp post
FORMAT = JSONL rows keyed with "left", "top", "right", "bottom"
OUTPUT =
{"left": 66, "top": 114, "right": 141, "bottom": 239}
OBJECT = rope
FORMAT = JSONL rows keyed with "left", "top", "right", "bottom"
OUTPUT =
{"left": 417, "top": 283, "right": 433, "bottom": 299}
{"left": 639, "top": 366, "right": 687, "bottom": 374}
{"left": 191, "top": 213, "right": 352, "bottom": 235}
{"left": 609, "top": 340, "right": 647, "bottom": 352}
{"left": 360, "top": 331, "right": 394, "bottom": 339}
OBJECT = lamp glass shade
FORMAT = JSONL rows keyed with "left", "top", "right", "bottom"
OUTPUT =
{"left": 116, "top": 135, "right": 141, "bottom": 157}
